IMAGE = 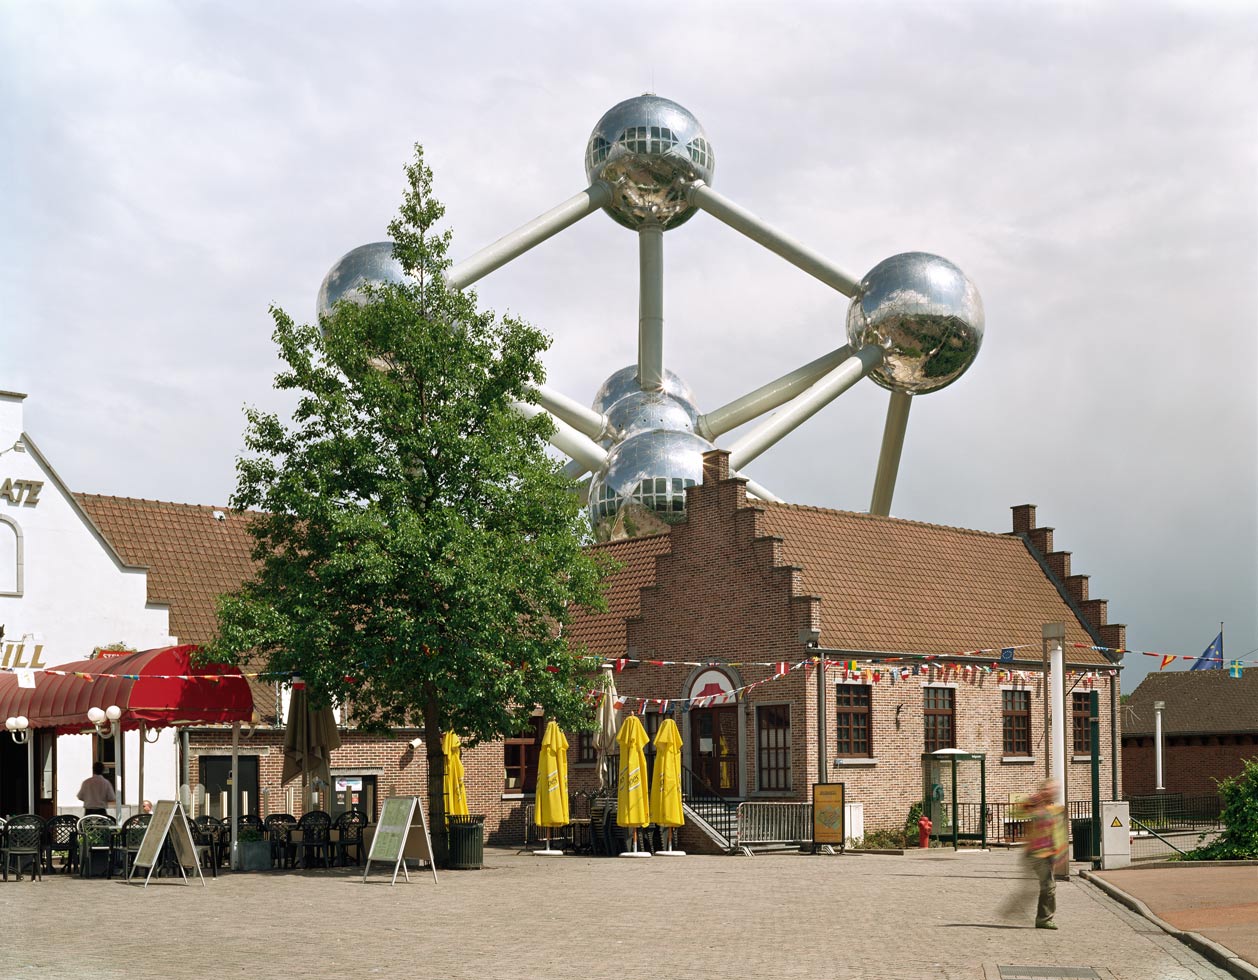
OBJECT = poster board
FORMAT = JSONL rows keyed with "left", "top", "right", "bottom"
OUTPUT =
{"left": 812, "top": 783, "right": 846, "bottom": 852}
{"left": 364, "top": 795, "right": 438, "bottom": 885}
{"left": 129, "top": 800, "right": 205, "bottom": 887}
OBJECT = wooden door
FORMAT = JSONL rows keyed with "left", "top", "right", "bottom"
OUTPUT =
{"left": 690, "top": 706, "right": 740, "bottom": 798}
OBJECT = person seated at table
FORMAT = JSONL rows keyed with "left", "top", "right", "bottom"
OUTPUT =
{"left": 141, "top": 800, "right": 153, "bottom": 814}
{"left": 77, "top": 762, "right": 116, "bottom": 816}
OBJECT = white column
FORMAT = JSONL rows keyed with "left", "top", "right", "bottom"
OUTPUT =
{"left": 869, "top": 391, "right": 912, "bottom": 516}
{"left": 230, "top": 721, "right": 240, "bottom": 869}
{"left": 534, "top": 385, "right": 611, "bottom": 442}
{"left": 1154, "top": 700, "right": 1165, "bottom": 791}
{"left": 1049, "top": 635, "right": 1067, "bottom": 806}
{"left": 699, "top": 345, "right": 853, "bottom": 439}
{"left": 638, "top": 224, "right": 664, "bottom": 391}
{"left": 446, "top": 183, "right": 612, "bottom": 289}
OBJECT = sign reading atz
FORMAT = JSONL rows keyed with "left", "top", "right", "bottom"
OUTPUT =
{"left": 1, "top": 478, "right": 43, "bottom": 506}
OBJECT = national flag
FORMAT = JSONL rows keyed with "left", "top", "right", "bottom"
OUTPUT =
{"left": 1000, "top": 647, "right": 1015, "bottom": 663}
{"left": 1229, "top": 660, "right": 1244, "bottom": 679}
{"left": 774, "top": 662, "right": 788, "bottom": 677}
{"left": 1159, "top": 655, "right": 1175, "bottom": 671}
{"left": 1190, "top": 632, "right": 1223, "bottom": 671}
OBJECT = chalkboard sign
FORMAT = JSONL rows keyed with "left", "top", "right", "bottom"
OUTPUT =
{"left": 812, "top": 783, "right": 846, "bottom": 852}
{"left": 364, "top": 795, "right": 437, "bottom": 885}
{"left": 129, "top": 801, "right": 205, "bottom": 887}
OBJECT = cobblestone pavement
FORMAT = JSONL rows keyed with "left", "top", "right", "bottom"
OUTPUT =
{"left": 0, "top": 848, "right": 1237, "bottom": 980}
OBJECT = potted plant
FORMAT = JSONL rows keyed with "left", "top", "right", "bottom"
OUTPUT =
{"left": 80, "top": 826, "right": 113, "bottom": 877}
{"left": 236, "top": 827, "right": 271, "bottom": 872}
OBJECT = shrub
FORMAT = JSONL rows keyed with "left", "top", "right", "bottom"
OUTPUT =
{"left": 1180, "top": 757, "right": 1258, "bottom": 860}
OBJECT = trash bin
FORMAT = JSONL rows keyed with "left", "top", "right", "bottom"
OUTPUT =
{"left": 448, "top": 815, "right": 484, "bottom": 870}
{"left": 1070, "top": 818, "right": 1092, "bottom": 861}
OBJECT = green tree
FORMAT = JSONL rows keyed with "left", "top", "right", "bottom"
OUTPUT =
{"left": 211, "top": 146, "right": 611, "bottom": 845}
{"left": 1181, "top": 757, "right": 1258, "bottom": 860}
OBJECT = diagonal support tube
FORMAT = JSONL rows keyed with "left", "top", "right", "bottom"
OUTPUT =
{"left": 447, "top": 182, "right": 613, "bottom": 290}
{"left": 734, "top": 471, "right": 783, "bottom": 503}
{"left": 687, "top": 181, "right": 861, "bottom": 297}
{"left": 869, "top": 390, "right": 912, "bottom": 516}
{"left": 638, "top": 224, "right": 664, "bottom": 391}
{"left": 533, "top": 385, "right": 612, "bottom": 442}
{"left": 510, "top": 401, "right": 609, "bottom": 475}
{"left": 699, "top": 344, "right": 853, "bottom": 439}
{"left": 727, "top": 345, "right": 884, "bottom": 471}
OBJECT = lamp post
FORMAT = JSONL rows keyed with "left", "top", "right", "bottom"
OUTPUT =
{"left": 5, "top": 715, "right": 34, "bottom": 813}
{"left": 87, "top": 705, "right": 123, "bottom": 822}
{"left": 1153, "top": 700, "right": 1166, "bottom": 792}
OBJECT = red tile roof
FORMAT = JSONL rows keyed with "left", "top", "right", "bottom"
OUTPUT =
{"left": 564, "top": 533, "right": 672, "bottom": 659}
{"left": 1123, "top": 669, "right": 1258, "bottom": 736}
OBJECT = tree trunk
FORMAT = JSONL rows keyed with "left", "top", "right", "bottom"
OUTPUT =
{"left": 423, "top": 687, "right": 449, "bottom": 867}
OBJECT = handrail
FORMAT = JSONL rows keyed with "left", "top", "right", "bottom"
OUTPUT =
{"left": 1130, "top": 816, "right": 1188, "bottom": 857}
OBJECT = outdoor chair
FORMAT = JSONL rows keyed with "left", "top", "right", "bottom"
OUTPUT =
{"left": 76, "top": 815, "right": 116, "bottom": 878}
{"left": 193, "top": 816, "right": 226, "bottom": 875}
{"left": 237, "top": 813, "right": 265, "bottom": 836}
{"left": 2, "top": 814, "right": 44, "bottom": 881}
{"left": 115, "top": 813, "right": 152, "bottom": 880}
{"left": 43, "top": 814, "right": 79, "bottom": 875}
{"left": 332, "top": 810, "right": 366, "bottom": 867}
{"left": 264, "top": 814, "right": 296, "bottom": 869}
{"left": 568, "top": 791, "right": 593, "bottom": 853}
{"left": 294, "top": 810, "right": 332, "bottom": 869}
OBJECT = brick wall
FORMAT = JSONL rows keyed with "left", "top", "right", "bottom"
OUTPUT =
{"left": 1122, "top": 734, "right": 1258, "bottom": 797}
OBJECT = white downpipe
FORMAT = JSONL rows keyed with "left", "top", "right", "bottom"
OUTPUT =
{"left": 446, "top": 182, "right": 612, "bottom": 290}
{"left": 638, "top": 224, "right": 664, "bottom": 392}
{"left": 1050, "top": 639, "right": 1067, "bottom": 805}
{"left": 688, "top": 182, "right": 861, "bottom": 297}
{"left": 534, "top": 385, "right": 611, "bottom": 442}
{"left": 869, "top": 391, "right": 912, "bottom": 516}
{"left": 510, "top": 401, "right": 609, "bottom": 474}
{"left": 727, "top": 346, "right": 883, "bottom": 471}
{"left": 699, "top": 345, "right": 853, "bottom": 439}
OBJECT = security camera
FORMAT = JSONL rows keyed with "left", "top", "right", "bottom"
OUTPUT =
{"left": 409, "top": 737, "right": 423, "bottom": 749}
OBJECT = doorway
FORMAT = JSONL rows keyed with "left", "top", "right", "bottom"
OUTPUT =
{"left": 0, "top": 734, "right": 30, "bottom": 814}
{"left": 690, "top": 706, "right": 740, "bottom": 797}
{"left": 200, "top": 755, "right": 260, "bottom": 819}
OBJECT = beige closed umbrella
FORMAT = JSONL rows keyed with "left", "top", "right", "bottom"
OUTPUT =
{"left": 282, "top": 683, "right": 342, "bottom": 809}
{"left": 593, "top": 668, "right": 620, "bottom": 791}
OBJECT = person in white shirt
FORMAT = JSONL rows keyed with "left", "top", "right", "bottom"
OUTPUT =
{"left": 77, "top": 761, "right": 116, "bottom": 816}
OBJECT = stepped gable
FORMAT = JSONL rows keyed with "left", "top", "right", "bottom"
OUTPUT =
{"left": 565, "top": 532, "right": 672, "bottom": 659}
{"left": 1123, "top": 670, "right": 1258, "bottom": 737}
{"left": 756, "top": 501, "right": 1109, "bottom": 664}
{"left": 72, "top": 493, "right": 276, "bottom": 719}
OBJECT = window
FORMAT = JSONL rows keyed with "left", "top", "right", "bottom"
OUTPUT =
{"left": 1072, "top": 692, "right": 1093, "bottom": 754}
{"left": 0, "top": 516, "right": 21, "bottom": 595}
{"left": 576, "top": 731, "right": 596, "bottom": 764}
{"left": 835, "top": 685, "right": 872, "bottom": 757}
{"left": 1002, "top": 689, "right": 1031, "bottom": 756}
{"left": 756, "top": 705, "right": 791, "bottom": 790}
{"left": 924, "top": 687, "right": 955, "bottom": 752}
{"left": 504, "top": 716, "right": 545, "bottom": 793}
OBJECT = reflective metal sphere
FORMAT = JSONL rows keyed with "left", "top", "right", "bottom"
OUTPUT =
{"left": 591, "top": 365, "right": 696, "bottom": 419}
{"left": 845, "top": 252, "right": 984, "bottom": 394}
{"left": 605, "top": 389, "right": 699, "bottom": 441}
{"left": 588, "top": 429, "right": 715, "bottom": 526}
{"left": 316, "top": 242, "right": 407, "bottom": 325}
{"left": 585, "top": 95, "right": 714, "bottom": 231}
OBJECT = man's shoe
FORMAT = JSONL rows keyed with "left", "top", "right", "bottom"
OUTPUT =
{"left": 1036, "top": 920, "right": 1058, "bottom": 930}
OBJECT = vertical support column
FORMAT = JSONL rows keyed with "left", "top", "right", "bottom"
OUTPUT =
{"left": 1110, "top": 675, "right": 1120, "bottom": 799}
{"left": 1154, "top": 700, "right": 1165, "bottom": 791}
{"left": 1043, "top": 623, "right": 1067, "bottom": 804}
{"left": 26, "top": 735, "right": 35, "bottom": 813}
{"left": 638, "top": 224, "right": 664, "bottom": 392}
{"left": 870, "top": 391, "right": 912, "bottom": 516}
{"left": 230, "top": 721, "right": 240, "bottom": 869}
{"left": 816, "top": 658, "right": 827, "bottom": 784}
{"left": 1090, "top": 690, "right": 1101, "bottom": 868}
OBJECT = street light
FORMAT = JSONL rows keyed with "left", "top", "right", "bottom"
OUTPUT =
{"left": 87, "top": 705, "right": 122, "bottom": 738}
{"left": 4, "top": 715, "right": 30, "bottom": 743}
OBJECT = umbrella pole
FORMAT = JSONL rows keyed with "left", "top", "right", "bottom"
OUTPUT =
{"left": 230, "top": 721, "right": 240, "bottom": 870}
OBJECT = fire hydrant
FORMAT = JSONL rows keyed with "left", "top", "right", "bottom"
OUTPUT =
{"left": 917, "top": 816, "right": 932, "bottom": 849}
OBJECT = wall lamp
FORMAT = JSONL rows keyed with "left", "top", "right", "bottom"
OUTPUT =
{"left": 5, "top": 715, "right": 30, "bottom": 744}
{"left": 87, "top": 705, "right": 122, "bottom": 738}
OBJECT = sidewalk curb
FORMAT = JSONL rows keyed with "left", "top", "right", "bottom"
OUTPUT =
{"left": 1081, "top": 870, "right": 1258, "bottom": 980}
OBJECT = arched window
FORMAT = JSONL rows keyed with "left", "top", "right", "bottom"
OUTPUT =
{"left": 0, "top": 516, "right": 22, "bottom": 595}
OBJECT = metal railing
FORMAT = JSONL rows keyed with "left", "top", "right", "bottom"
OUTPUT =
{"left": 681, "top": 764, "right": 739, "bottom": 844}
{"left": 735, "top": 802, "right": 812, "bottom": 852}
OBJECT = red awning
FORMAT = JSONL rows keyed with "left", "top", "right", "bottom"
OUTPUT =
{"left": 0, "top": 645, "right": 255, "bottom": 734}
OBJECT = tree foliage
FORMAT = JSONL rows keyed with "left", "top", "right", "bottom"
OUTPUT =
{"left": 1181, "top": 757, "right": 1258, "bottom": 860}
{"left": 211, "top": 145, "right": 611, "bottom": 829}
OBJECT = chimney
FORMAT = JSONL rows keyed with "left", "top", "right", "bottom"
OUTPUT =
{"left": 702, "top": 449, "right": 730, "bottom": 486}
{"left": 1011, "top": 504, "right": 1036, "bottom": 534}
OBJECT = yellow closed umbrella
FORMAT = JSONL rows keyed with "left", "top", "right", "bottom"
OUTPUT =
{"left": 441, "top": 731, "right": 469, "bottom": 823}
{"left": 649, "top": 717, "right": 685, "bottom": 855}
{"left": 533, "top": 720, "right": 569, "bottom": 855}
{"left": 616, "top": 715, "right": 651, "bottom": 857}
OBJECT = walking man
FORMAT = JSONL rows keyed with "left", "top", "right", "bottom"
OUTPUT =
{"left": 1025, "top": 778, "right": 1067, "bottom": 929}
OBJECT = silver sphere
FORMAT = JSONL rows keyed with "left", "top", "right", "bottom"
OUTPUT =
{"left": 605, "top": 389, "right": 699, "bottom": 441}
{"left": 588, "top": 429, "right": 716, "bottom": 526}
{"left": 316, "top": 242, "right": 407, "bottom": 325}
{"left": 845, "top": 252, "right": 984, "bottom": 394}
{"left": 585, "top": 94, "right": 715, "bottom": 231}
{"left": 591, "top": 365, "right": 696, "bottom": 419}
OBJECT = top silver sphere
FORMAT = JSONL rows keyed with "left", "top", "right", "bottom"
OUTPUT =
{"left": 316, "top": 242, "right": 407, "bottom": 326}
{"left": 591, "top": 365, "right": 697, "bottom": 420}
{"left": 845, "top": 252, "right": 984, "bottom": 394}
{"left": 585, "top": 95, "right": 714, "bottom": 231}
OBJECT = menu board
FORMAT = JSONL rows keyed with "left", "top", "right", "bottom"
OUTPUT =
{"left": 129, "top": 800, "right": 204, "bottom": 887}
{"left": 812, "top": 783, "right": 846, "bottom": 850}
{"left": 364, "top": 795, "right": 436, "bottom": 885}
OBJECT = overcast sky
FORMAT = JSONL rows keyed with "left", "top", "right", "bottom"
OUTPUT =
{"left": 3, "top": 1, "right": 1255, "bottom": 690}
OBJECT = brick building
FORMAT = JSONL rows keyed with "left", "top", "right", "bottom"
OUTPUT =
{"left": 1121, "top": 670, "right": 1258, "bottom": 798}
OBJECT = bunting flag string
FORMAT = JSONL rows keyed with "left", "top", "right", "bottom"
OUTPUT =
{"left": 0, "top": 666, "right": 288, "bottom": 682}
{"left": 1074, "top": 643, "right": 1255, "bottom": 671}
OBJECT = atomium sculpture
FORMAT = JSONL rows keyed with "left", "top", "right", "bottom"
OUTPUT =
{"left": 318, "top": 95, "right": 984, "bottom": 538}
